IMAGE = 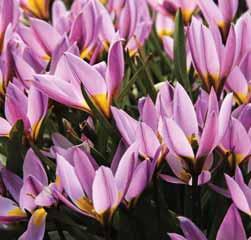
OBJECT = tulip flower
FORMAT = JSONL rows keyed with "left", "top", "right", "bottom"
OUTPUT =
{"left": 51, "top": 0, "right": 70, "bottom": 35}
{"left": 69, "top": 0, "right": 101, "bottom": 61}
{"left": 247, "top": 0, "right": 251, "bottom": 10}
{"left": 113, "top": 83, "right": 232, "bottom": 172}
{"left": 234, "top": 13, "right": 251, "bottom": 65}
{"left": 0, "top": 83, "right": 48, "bottom": 140}
{"left": 18, "top": 18, "right": 62, "bottom": 62}
{"left": 0, "top": 25, "right": 18, "bottom": 94}
{"left": 169, "top": 204, "right": 247, "bottom": 240}
{"left": 188, "top": 17, "right": 236, "bottom": 95}
{"left": 54, "top": 144, "right": 154, "bottom": 223}
{"left": 0, "top": 0, "right": 19, "bottom": 52}
{"left": 232, "top": 104, "right": 251, "bottom": 132}
{"left": 197, "top": 0, "right": 238, "bottom": 37}
{"left": 226, "top": 52, "right": 251, "bottom": 104}
{"left": 219, "top": 117, "right": 251, "bottom": 168}
{"left": 225, "top": 167, "right": 251, "bottom": 216}
{"left": 12, "top": 35, "right": 76, "bottom": 89}
{"left": 156, "top": 13, "right": 174, "bottom": 38}
{"left": 111, "top": 108, "right": 166, "bottom": 162}
{"left": 34, "top": 36, "right": 124, "bottom": 117}
{"left": 20, "top": 0, "right": 51, "bottom": 19}
{"left": 159, "top": 86, "right": 233, "bottom": 184}
{"left": 0, "top": 149, "right": 57, "bottom": 240}
{"left": 148, "top": 0, "right": 197, "bottom": 24}
{"left": 108, "top": 0, "right": 152, "bottom": 56}
{"left": 68, "top": 0, "right": 117, "bottom": 61}
{"left": 112, "top": 83, "right": 174, "bottom": 145}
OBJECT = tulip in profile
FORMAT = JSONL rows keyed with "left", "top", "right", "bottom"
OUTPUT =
{"left": 188, "top": 18, "right": 236, "bottom": 95}
{"left": 169, "top": 204, "right": 248, "bottom": 240}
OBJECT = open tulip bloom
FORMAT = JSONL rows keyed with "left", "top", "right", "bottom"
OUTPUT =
{"left": 2, "top": 0, "right": 251, "bottom": 239}
{"left": 53, "top": 143, "right": 156, "bottom": 224}
{"left": 0, "top": 148, "right": 57, "bottom": 240}
{"left": 33, "top": 35, "right": 124, "bottom": 117}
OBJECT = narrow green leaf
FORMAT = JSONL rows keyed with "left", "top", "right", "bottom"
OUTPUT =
{"left": 139, "top": 49, "right": 157, "bottom": 100}
{"left": 6, "top": 120, "right": 24, "bottom": 176}
{"left": 174, "top": 10, "right": 192, "bottom": 97}
{"left": 29, "top": 141, "right": 56, "bottom": 171}
{"left": 81, "top": 86, "right": 119, "bottom": 139}
{"left": 117, "top": 55, "right": 151, "bottom": 102}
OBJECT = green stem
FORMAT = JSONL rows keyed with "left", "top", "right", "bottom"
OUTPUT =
{"left": 139, "top": 48, "right": 157, "bottom": 100}
{"left": 103, "top": 224, "right": 111, "bottom": 240}
{"left": 192, "top": 174, "right": 201, "bottom": 227}
{"left": 153, "top": 178, "right": 161, "bottom": 230}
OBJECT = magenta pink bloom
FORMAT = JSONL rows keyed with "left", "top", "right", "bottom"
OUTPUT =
{"left": 197, "top": 0, "right": 238, "bottom": 36}
{"left": 18, "top": 18, "right": 62, "bottom": 63}
{"left": 0, "top": 0, "right": 19, "bottom": 52}
{"left": 188, "top": 17, "right": 236, "bottom": 94}
{"left": 0, "top": 149, "right": 58, "bottom": 240}
{"left": 0, "top": 83, "right": 48, "bottom": 140}
{"left": 169, "top": 204, "right": 247, "bottom": 240}
{"left": 159, "top": 84, "right": 233, "bottom": 184}
{"left": 54, "top": 143, "right": 154, "bottom": 222}
{"left": 225, "top": 167, "right": 251, "bottom": 216}
{"left": 33, "top": 36, "right": 124, "bottom": 117}
{"left": 148, "top": 0, "right": 197, "bottom": 24}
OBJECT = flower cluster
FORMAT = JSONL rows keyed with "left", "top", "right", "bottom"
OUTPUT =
{"left": 1, "top": 0, "right": 251, "bottom": 240}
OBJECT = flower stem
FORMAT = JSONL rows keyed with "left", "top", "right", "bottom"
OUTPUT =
{"left": 192, "top": 174, "right": 201, "bottom": 227}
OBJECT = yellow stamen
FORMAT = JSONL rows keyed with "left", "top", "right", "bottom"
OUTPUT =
{"left": 235, "top": 153, "right": 245, "bottom": 165}
{"left": 234, "top": 92, "right": 248, "bottom": 105}
{"left": 217, "top": 20, "right": 225, "bottom": 30}
{"left": 8, "top": 207, "right": 27, "bottom": 217}
{"left": 31, "top": 120, "right": 43, "bottom": 140}
{"left": 102, "top": 41, "right": 110, "bottom": 51}
{"left": 26, "top": 0, "right": 48, "bottom": 19}
{"left": 99, "top": 0, "right": 108, "bottom": 5}
{"left": 42, "top": 54, "right": 51, "bottom": 61}
{"left": 75, "top": 197, "right": 94, "bottom": 213}
{"left": 80, "top": 48, "right": 92, "bottom": 60}
{"left": 55, "top": 175, "right": 61, "bottom": 187}
{"left": 32, "top": 208, "right": 47, "bottom": 226}
{"left": 157, "top": 29, "right": 173, "bottom": 37}
{"left": 129, "top": 48, "right": 139, "bottom": 57}
{"left": 181, "top": 9, "right": 193, "bottom": 24}
{"left": 179, "top": 170, "right": 191, "bottom": 183}
{"left": 92, "top": 93, "right": 110, "bottom": 117}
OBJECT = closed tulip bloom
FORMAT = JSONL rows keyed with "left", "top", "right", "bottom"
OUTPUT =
{"left": 169, "top": 204, "right": 247, "bottom": 240}
{"left": 0, "top": 149, "right": 58, "bottom": 240}
{"left": 69, "top": 0, "right": 100, "bottom": 61}
{"left": 225, "top": 167, "right": 251, "bottom": 217}
{"left": 0, "top": 83, "right": 48, "bottom": 140}
{"left": 156, "top": 13, "right": 174, "bottom": 38}
{"left": 54, "top": 144, "right": 147, "bottom": 223}
{"left": 188, "top": 17, "right": 236, "bottom": 95}
{"left": 226, "top": 52, "right": 251, "bottom": 104}
{"left": 159, "top": 85, "right": 233, "bottom": 184}
{"left": 0, "top": 0, "right": 19, "bottom": 52}
{"left": 18, "top": 18, "right": 62, "bottom": 62}
{"left": 220, "top": 117, "right": 251, "bottom": 168}
{"left": 148, "top": 0, "right": 197, "bottom": 24}
{"left": 198, "top": 0, "right": 238, "bottom": 37}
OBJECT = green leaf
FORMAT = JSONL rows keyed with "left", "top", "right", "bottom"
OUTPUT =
{"left": 117, "top": 55, "right": 151, "bottom": 102}
{"left": 6, "top": 120, "right": 24, "bottom": 176}
{"left": 174, "top": 10, "right": 192, "bottom": 97}
{"left": 29, "top": 141, "right": 56, "bottom": 171}
{"left": 139, "top": 49, "right": 157, "bottom": 101}
{"left": 81, "top": 86, "right": 119, "bottom": 139}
